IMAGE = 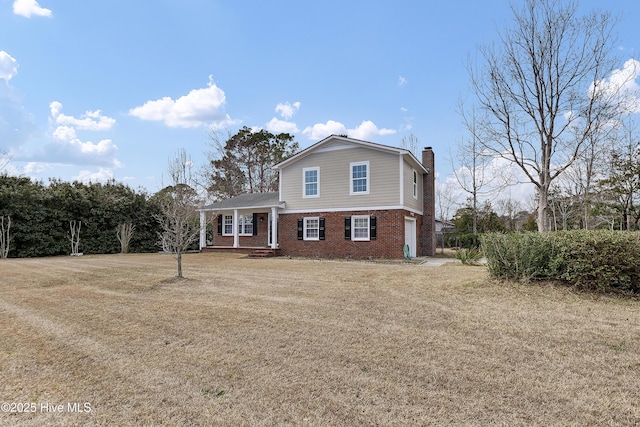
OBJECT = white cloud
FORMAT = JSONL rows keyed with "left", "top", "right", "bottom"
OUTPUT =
{"left": 73, "top": 167, "right": 115, "bottom": 184}
{"left": 266, "top": 117, "right": 298, "bottom": 134}
{"left": 13, "top": 0, "right": 52, "bottom": 18}
{"left": 23, "top": 162, "right": 50, "bottom": 174}
{"left": 0, "top": 51, "right": 18, "bottom": 82}
{"left": 347, "top": 120, "right": 396, "bottom": 140}
{"left": 275, "top": 101, "right": 301, "bottom": 119}
{"left": 590, "top": 58, "right": 640, "bottom": 114}
{"left": 52, "top": 125, "right": 76, "bottom": 141}
{"left": 129, "top": 76, "right": 238, "bottom": 128}
{"left": 398, "top": 75, "right": 407, "bottom": 87}
{"left": 302, "top": 119, "right": 396, "bottom": 141}
{"left": 26, "top": 103, "right": 121, "bottom": 168}
{"left": 302, "top": 120, "right": 348, "bottom": 140}
{"left": 49, "top": 101, "right": 116, "bottom": 131}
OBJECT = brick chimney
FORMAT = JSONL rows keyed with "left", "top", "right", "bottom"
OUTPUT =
{"left": 421, "top": 147, "right": 436, "bottom": 256}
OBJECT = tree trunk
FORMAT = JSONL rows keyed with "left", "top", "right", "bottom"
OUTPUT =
{"left": 537, "top": 187, "right": 548, "bottom": 232}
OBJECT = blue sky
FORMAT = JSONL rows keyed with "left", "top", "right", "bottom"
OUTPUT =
{"left": 1, "top": 0, "right": 640, "bottom": 196}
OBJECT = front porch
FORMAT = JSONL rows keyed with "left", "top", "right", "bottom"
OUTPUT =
{"left": 198, "top": 192, "right": 284, "bottom": 252}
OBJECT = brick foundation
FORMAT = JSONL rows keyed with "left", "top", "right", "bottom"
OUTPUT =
{"left": 278, "top": 210, "right": 422, "bottom": 259}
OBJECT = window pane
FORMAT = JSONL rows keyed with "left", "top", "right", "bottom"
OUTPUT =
{"left": 305, "top": 183, "right": 317, "bottom": 196}
{"left": 353, "top": 228, "right": 368, "bottom": 239}
{"left": 353, "top": 178, "right": 367, "bottom": 193}
{"left": 352, "top": 164, "right": 367, "bottom": 179}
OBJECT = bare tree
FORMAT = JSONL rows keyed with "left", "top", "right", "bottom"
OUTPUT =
{"left": 116, "top": 222, "right": 135, "bottom": 254}
{"left": 400, "top": 133, "right": 420, "bottom": 157}
{"left": 156, "top": 149, "right": 201, "bottom": 278}
{"left": 69, "top": 220, "right": 82, "bottom": 256}
{"left": 0, "top": 215, "right": 11, "bottom": 258}
{"left": 436, "top": 179, "right": 459, "bottom": 253}
{"left": 453, "top": 106, "right": 511, "bottom": 235}
{"left": 469, "top": 0, "right": 631, "bottom": 231}
{"left": 0, "top": 151, "right": 11, "bottom": 173}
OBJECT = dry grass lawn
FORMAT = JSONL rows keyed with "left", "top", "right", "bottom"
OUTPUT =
{"left": 0, "top": 253, "right": 639, "bottom": 426}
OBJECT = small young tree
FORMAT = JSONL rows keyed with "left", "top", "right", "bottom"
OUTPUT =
{"left": 116, "top": 222, "right": 135, "bottom": 254}
{"left": 69, "top": 220, "right": 82, "bottom": 255}
{"left": 155, "top": 149, "right": 201, "bottom": 278}
{"left": 0, "top": 215, "right": 11, "bottom": 258}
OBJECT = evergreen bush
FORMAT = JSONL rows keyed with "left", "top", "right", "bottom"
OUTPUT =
{"left": 481, "top": 231, "right": 640, "bottom": 293}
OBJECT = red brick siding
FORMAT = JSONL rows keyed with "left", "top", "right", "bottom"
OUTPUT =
{"left": 278, "top": 210, "right": 422, "bottom": 259}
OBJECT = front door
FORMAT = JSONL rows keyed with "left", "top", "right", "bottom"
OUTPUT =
{"left": 404, "top": 217, "right": 417, "bottom": 258}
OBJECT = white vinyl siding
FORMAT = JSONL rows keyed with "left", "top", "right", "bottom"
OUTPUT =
{"left": 403, "top": 159, "right": 423, "bottom": 212}
{"left": 280, "top": 146, "right": 399, "bottom": 211}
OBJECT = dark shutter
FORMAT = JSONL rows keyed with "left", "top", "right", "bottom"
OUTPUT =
{"left": 297, "top": 219, "right": 303, "bottom": 240}
{"left": 319, "top": 218, "right": 326, "bottom": 240}
{"left": 344, "top": 217, "right": 351, "bottom": 240}
{"left": 253, "top": 213, "right": 258, "bottom": 236}
{"left": 217, "top": 215, "right": 223, "bottom": 235}
{"left": 370, "top": 216, "right": 377, "bottom": 240}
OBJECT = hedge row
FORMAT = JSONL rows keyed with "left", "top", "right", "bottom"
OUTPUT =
{"left": 480, "top": 231, "right": 640, "bottom": 293}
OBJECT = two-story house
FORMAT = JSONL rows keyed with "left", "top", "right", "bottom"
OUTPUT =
{"left": 198, "top": 135, "right": 436, "bottom": 258}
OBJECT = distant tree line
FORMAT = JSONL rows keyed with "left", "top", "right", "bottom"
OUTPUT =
{"left": 0, "top": 175, "right": 162, "bottom": 257}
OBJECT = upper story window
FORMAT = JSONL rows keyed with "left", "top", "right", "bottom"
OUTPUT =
{"left": 413, "top": 169, "right": 418, "bottom": 199}
{"left": 350, "top": 161, "right": 369, "bottom": 195}
{"left": 303, "top": 167, "right": 319, "bottom": 198}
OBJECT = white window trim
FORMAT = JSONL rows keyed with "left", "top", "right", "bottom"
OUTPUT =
{"left": 350, "top": 161, "right": 370, "bottom": 195}
{"left": 303, "top": 216, "right": 320, "bottom": 241}
{"left": 303, "top": 167, "right": 320, "bottom": 198}
{"left": 412, "top": 169, "right": 418, "bottom": 199}
{"left": 238, "top": 214, "right": 253, "bottom": 236}
{"left": 351, "top": 215, "right": 370, "bottom": 241}
{"left": 222, "top": 214, "right": 234, "bottom": 236}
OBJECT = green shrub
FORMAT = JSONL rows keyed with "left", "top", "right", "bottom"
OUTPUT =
{"left": 480, "top": 232, "right": 555, "bottom": 281}
{"left": 481, "top": 231, "right": 640, "bottom": 293}
{"left": 455, "top": 247, "right": 483, "bottom": 265}
{"left": 548, "top": 231, "right": 640, "bottom": 293}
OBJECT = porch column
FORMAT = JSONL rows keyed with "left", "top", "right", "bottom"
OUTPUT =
{"left": 270, "top": 207, "right": 278, "bottom": 249}
{"left": 199, "top": 210, "right": 206, "bottom": 249}
{"left": 233, "top": 209, "right": 239, "bottom": 248}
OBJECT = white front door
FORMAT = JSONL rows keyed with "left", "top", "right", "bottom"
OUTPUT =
{"left": 404, "top": 217, "right": 417, "bottom": 258}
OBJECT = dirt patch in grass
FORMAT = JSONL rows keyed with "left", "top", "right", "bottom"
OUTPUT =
{"left": 0, "top": 253, "right": 638, "bottom": 426}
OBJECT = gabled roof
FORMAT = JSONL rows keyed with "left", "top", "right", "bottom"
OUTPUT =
{"left": 273, "top": 135, "right": 428, "bottom": 174}
{"left": 199, "top": 192, "right": 284, "bottom": 211}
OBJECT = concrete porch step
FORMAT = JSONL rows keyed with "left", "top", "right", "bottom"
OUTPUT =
{"left": 248, "top": 248, "right": 279, "bottom": 258}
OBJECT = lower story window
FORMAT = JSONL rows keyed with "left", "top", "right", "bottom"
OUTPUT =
{"left": 223, "top": 215, "right": 233, "bottom": 235}
{"left": 239, "top": 214, "right": 253, "bottom": 236}
{"left": 304, "top": 217, "right": 319, "bottom": 240}
{"left": 352, "top": 215, "right": 370, "bottom": 241}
